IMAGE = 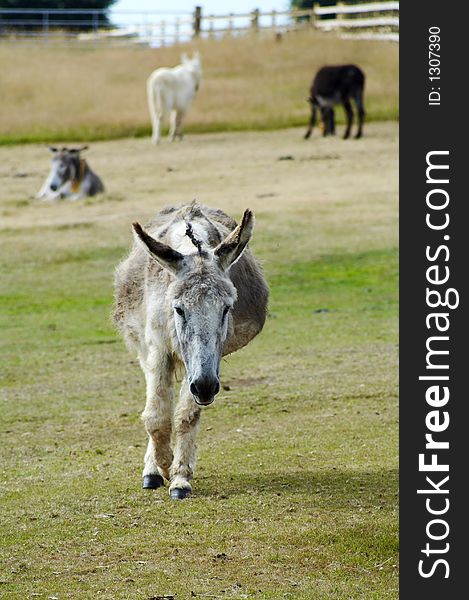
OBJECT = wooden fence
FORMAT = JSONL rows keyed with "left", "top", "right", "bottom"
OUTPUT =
{"left": 0, "top": 2, "right": 399, "bottom": 45}
{"left": 196, "top": 2, "right": 399, "bottom": 39}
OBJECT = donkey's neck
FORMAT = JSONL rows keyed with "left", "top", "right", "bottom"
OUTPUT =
{"left": 71, "top": 158, "right": 87, "bottom": 193}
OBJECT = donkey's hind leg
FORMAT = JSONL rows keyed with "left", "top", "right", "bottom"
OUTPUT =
{"left": 152, "top": 116, "right": 162, "bottom": 145}
{"left": 321, "top": 107, "right": 335, "bottom": 136}
{"left": 169, "top": 110, "right": 177, "bottom": 142}
{"left": 174, "top": 109, "right": 186, "bottom": 140}
{"left": 169, "top": 378, "right": 201, "bottom": 499}
{"left": 147, "top": 79, "right": 161, "bottom": 144}
{"left": 140, "top": 350, "right": 174, "bottom": 488}
{"left": 304, "top": 102, "right": 318, "bottom": 139}
{"left": 329, "top": 107, "right": 336, "bottom": 136}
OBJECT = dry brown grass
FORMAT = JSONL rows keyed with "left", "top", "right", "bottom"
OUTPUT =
{"left": 0, "top": 31, "right": 398, "bottom": 143}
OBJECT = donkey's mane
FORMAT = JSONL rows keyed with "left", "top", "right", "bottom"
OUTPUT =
{"left": 185, "top": 222, "right": 205, "bottom": 255}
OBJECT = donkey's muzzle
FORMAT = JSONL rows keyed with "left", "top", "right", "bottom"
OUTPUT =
{"left": 190, "top": 377, "right": 220, "bottom": 406}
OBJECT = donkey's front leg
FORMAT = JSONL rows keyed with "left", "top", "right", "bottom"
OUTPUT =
{"left": 140, "top": 349, "right": 174, "bottom": 488}
{"left": 169, "top": 378, "right": 201, "bottom": 499}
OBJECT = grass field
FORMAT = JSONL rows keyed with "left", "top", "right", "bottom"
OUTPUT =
{"left": 0, "top": 123, "right": 398, "bottom": 598}
{"left": 0, "top": 31, "right": 398, "bottom": 144}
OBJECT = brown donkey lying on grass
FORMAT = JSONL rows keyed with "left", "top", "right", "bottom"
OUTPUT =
{"left": 113, "top": 203, "right": 269, "bottom": 499}
{"left": 37, "top": 145, "right": 104, "bottom": 201}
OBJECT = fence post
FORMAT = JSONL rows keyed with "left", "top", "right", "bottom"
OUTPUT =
{"left": 309, "top": 8, "right": 316, "bottom": 29}
{"left": 251, "top": 8, "right": 259, "bottom": 32}
{"left": 208, "top": 15, "right": 214, "bottom": 38}
{"left": 271, "top": 9, "right": 277, "bottom": 31}
{"left": 175, "top": 17, "right": 180, "bottom": 44}
{"left": 337, "top": 1, "right": 345, "bottom": 24}
{"left": 193, "top": 5, "right": 201, "bottom": 38}
{"left": 160, "top": 20, "right": 166, "bottom": 46}
{"left": 43, "top": 10, "right": 49, "bottom": 42}
{"left": 228, "top": 13, "right": 234, "bottom": 36}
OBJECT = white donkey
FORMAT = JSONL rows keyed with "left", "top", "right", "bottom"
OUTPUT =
{"left": 36, "top": 146, "right": 104, "bottom": 201}
{"left": 114, "top": 203, "right": 268, "bottom": 499}
{"left": 146, "top": 52, "right": 202, "bottom": 144}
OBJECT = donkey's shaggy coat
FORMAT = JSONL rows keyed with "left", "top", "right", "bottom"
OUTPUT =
{"left": 304, "top": 64, "right": 366, "bottom": 140}
{"left": 114, "top": 203, "right": 268, "bottom": 498}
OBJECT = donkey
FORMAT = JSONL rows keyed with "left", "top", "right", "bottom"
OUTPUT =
{"left": 304, "top": 64, "right": 366, "bottom": 140}
{"left": 113, "top": 203, "right": 268, "bottom": 499}
{"left": 36, "top": 146, "right": 104, "bottom": 200}
{"left": 147, "top": 52, "right": 202, "bottom": 144}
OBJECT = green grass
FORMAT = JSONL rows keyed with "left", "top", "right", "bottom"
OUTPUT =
{"left": 0, "top": 124, "right": 152, "bottom": 147}
{"left": 0, "top": 215, "right": 398, "bottom": 598}
{"left": 0, "top": 112, "right": 398, "bottom": 147}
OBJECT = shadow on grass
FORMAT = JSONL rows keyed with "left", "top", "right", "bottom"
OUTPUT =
{"left": 195, "top": 467, "right": 398, "bottom": 508}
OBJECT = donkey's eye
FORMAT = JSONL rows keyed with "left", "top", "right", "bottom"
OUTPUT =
{"left": 175, "top": 307, "right": 185, "bottom": 318}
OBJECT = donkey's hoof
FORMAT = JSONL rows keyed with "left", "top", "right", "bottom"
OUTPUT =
{"left": 170, "top": 487, "right": 191, "bottom": 500}
{"left": 142, "top": 474, "right": 164, "bottom": 489}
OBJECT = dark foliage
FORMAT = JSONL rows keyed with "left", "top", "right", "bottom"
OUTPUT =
{"left": 0, "top": 0, "right": 117, "bottom": 31}
{"left": 291, "top": 0, "right": 388, "bottom": 21}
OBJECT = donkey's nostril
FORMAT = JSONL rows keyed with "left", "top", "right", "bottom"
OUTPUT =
{"left": 50, "top": 184, "right": 58, "bottom": 191}
{"left": 190, "top": 377, "right": 220, "bottom": 404}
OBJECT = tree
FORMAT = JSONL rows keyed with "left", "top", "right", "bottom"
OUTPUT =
{"left": 291, "top": 0, "right": 395, "bottom": 26}
{"left": 291, "top": 0, "right": 391, "bottom": 12}
{"left": 291, "top": 1, "right": 337, "bottom": 9}
{"left": 291, "top": 1, "right": 338, "bottom": 22}
{"left": 0, "top": 1, "right": 118, "bottom": 31}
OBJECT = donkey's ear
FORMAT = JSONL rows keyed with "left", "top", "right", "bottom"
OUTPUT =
{"left": 214, "top": 209, "right": 254, "bottom": 271}
{"left": 69, "top": 145, "right": 89, "bottom": 154}
{"left": 132, "top": 222, "right": 184, "bottom": 275}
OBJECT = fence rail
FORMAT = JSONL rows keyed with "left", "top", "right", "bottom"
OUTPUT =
{"left": 314, "top": 1, "right": 399, "bottom": 16}
{"left": 318, "top": 17, "right": 399, "bottom": 29}
{"left": 0, "top": 2, "right": 399, "bottom": 45}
